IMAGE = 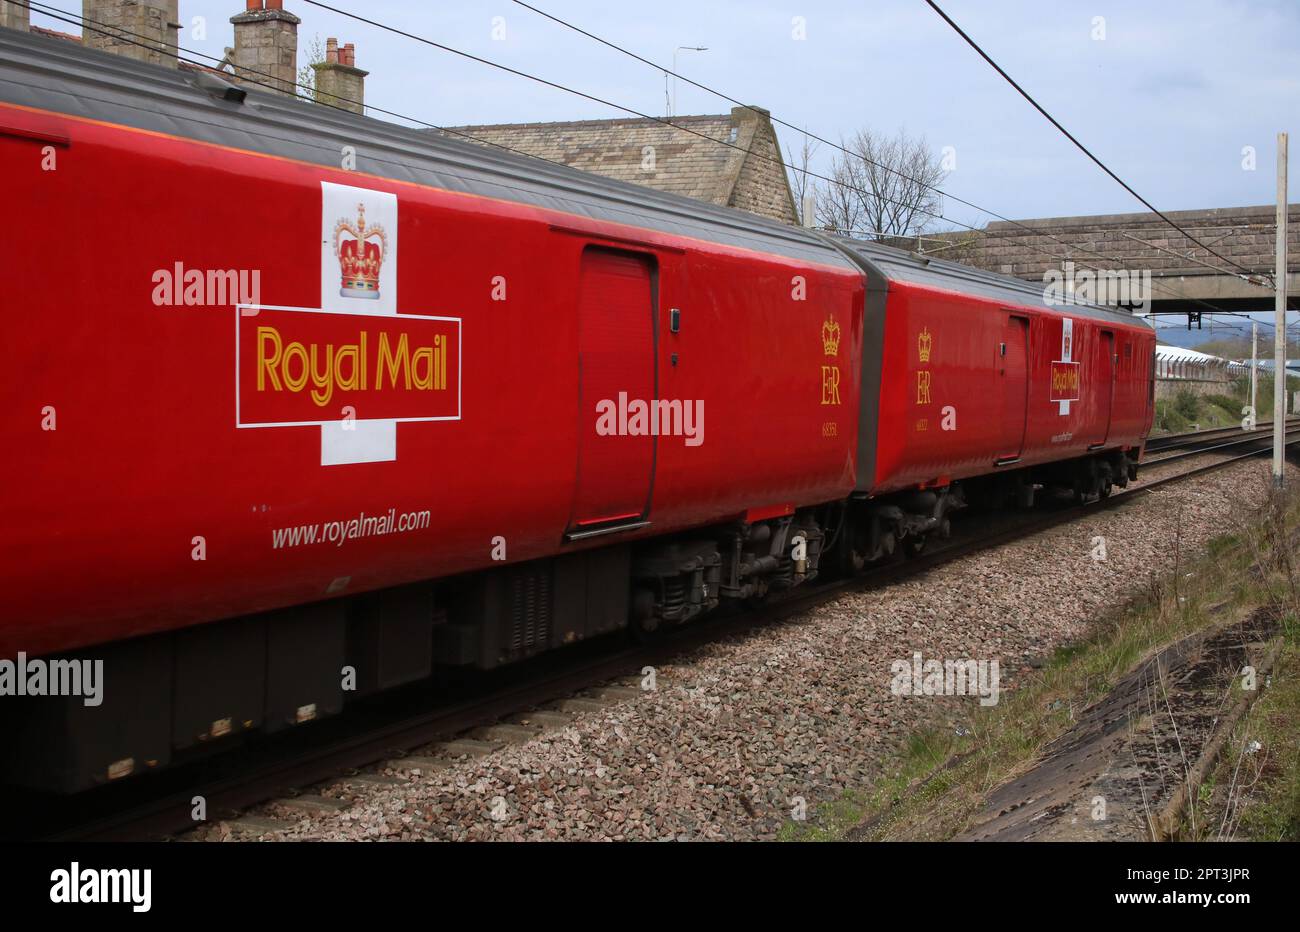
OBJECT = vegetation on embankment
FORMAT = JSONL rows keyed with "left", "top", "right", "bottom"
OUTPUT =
{"left": 1151, "top": 374, "right": 1300, "bottom": 435}
{"left": 1152, "top": 384, "right": 1248, "bottom": 434}
{"left": 781, "top": 483, "right": 1300, "bottom": 842}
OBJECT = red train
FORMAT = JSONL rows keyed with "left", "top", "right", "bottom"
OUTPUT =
{"left": 0, "top": 30, "right": 1154, "bottom": 790}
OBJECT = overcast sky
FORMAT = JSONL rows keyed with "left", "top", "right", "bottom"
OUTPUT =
{"left": 33, "top": 0, "right": 1299, "bottom": 231}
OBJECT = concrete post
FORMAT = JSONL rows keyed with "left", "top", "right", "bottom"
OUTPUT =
{"left": 1250, "top": 320, "right": 1258, "bottom": 428}
{"left": 1275, "top": 132, "right": 1289, "bottom": 486}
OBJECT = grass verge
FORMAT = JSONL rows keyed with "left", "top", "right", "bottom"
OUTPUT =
{"left": 780, "top": 482, "right": 1300, "bottom": 842}
{"left": 1193, "top": 613, "right": 1300, "bottom": 840}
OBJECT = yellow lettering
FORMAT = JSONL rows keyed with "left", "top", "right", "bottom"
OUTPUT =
{"left": 310, "top": 343, "right": 334, "bottom": 407}
{"left": 257, "top": 326, "right": 283, "bottom": 391}
{"left": 282, "top": 342, "right": 309, "bottom": 393}
{"left": 336, "top": 343, "right": 360, "bottom": 393}
{"left": 916, "top": 370, "right": 931, "bottom": 405}
{"left": 378, "top": 332, "right": 411, "bottom": 390}
{"left": 411, "top": 346, "right": 435, "bottom": 390}
{"left": 253, "top": 326, "right": 454, "bottom": 405}
{"left": 821, "top": 365, "right": 841, "bottom": 406}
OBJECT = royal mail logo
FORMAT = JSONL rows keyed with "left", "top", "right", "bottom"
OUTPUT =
{"left": 333, "top": 203, "right": 388, "bottom": 300}
{"left": 1053, "top": 318, "right": 1078, "bottom": 414}
{"left": 821, "top": 316, "right": 841, "bottom": 356}
{"left": 236, "top": 306, "right": 460, "bottom": 425}
{"left": 918, "top": 327, "right": 933, "bottom": 363}
{"left": 232, "top": 181, "right": 460, "bottom": 467}
{"left": 1049, "top": 360, "right": 1080, "bottom": 402}
{"left": 820, "top": 315, "right": 841, "bottom": 405}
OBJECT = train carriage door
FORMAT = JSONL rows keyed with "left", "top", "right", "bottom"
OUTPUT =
{"left": 996, "top": 315, "right": 1029, "bottom": 463}
{"left": 568, "top": 248, "right": 656, "bottom": 535}
{"left": 1090, "top": 330, "right": 1116, "bottom": 448}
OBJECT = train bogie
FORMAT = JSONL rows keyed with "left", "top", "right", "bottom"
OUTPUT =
{"left": 0, "top": 28, "right": 1156, "bottom": 792}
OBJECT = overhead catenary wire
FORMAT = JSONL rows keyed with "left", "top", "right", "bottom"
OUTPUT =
{"left": 24, "top": 0, "right": 1048, "bottom": 278}
{"left": 24, "top": 0, "right": 1007, "bottom": 253}
{"left": 923, "top": 0, "right": 1271, "bottom": 288}
{"left": 295, "top": 0, "right": 1268, "bottom": 323}
{"left": 500, "top": 0, "right": 1277, "bottom": 324}
{"left": 16, "top": 0, "right": 605, "bottom": 172}
{"left": 512, "top": 0, "right": 1262, "bottom": 283}
{"left": 295, "top": 0, "right": 1037, "bottom": 248}
{"left": 16, "top": 0, "right": 1263, "bottom": 328}
{"left": 507, "top": 0, "right": 1086, "bottom": 247}
{"left": 511, "top": 0, "right": 1278, "bottom": 297}
{"left": 30, "top": 0, "right": 1248, "bottom": 330}
{"left": 25, "top": 0, "right": 1014, "bottom": 263}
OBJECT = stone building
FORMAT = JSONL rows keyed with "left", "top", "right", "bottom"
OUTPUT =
{"left": 3, "top": 2, "right": 180, "bottom": 65}
{"left": 8, "top": 3, "right": 793, "bottom": 223}
{"left": 444, "top": 106, "right": 799, "bottom": 225}
{"left": 5, "top": 1, "right": 366, "bottom": 110}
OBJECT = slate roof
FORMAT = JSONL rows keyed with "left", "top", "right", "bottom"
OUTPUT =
{"left": 442, "top": 107, "right": 798, "bottom": 224}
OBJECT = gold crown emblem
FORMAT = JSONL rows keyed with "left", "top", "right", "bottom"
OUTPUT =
{"left": 918, "top": 327, "right": 933, "bottom": 363}
{"left": 332, "top": 203, "right": 389, "bottom": 299}
{"left": 821, "top": 317, "right": 841, "bottom": 356}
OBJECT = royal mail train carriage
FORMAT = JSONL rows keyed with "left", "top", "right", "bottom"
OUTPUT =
{"left": 0, "top": 27, "right": 1153, "bottom": 792}
{"left": 825, "top": 238, "right": 1155, "bottom": 566}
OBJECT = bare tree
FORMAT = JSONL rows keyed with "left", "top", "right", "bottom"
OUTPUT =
{"left": 924, "top": 229, "right": 987, "bottom": 265}
{"left": 784, "top": 133, "right": 819, "bottom": 226}
{"left": 815, "top": 129, "right": 948, "bottom": 244}
{"left": 297, "top": 33, "right": 325, "bottom": 101}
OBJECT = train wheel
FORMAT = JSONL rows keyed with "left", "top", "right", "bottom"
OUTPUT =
{"left": 832, "top": 535, "right": 868, "bottom": 576}
{"left": 630, "top": 589, "right": 661, "bottom": 642}
{"left": 630, "top": 614, "right": 662, "bottom": 643}
{"left": 903, "top": 535, "right": 926, "bottom": 558}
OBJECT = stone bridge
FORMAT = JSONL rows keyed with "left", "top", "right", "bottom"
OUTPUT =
{"left": 930, "top": 204, "right": 1300, "bottom": 319}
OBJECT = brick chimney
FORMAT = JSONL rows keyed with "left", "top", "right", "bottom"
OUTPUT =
{"left": 1, "top": 0, "right": 30, "bottom": 31}
{"left": 311, "top": 36, "right": 368, "bottom": 114}
{"left": 82, "top": 1, "right": 180, "bottom": 67}
{"left": 230, "top": 0, "right": 300, "bottom": 96}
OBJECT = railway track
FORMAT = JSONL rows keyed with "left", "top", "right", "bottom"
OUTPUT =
{"left": 1145, "top": 418, "right": 1297, "bottom": 455}
{"left": 1144, "top": 424, "right": 1300, "bottom": 466}
{"left": 21, "top": 427, "right": 1300, "bottom": 842}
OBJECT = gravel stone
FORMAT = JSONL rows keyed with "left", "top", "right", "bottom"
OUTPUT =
{"left": 191, "top": 457, "right": 1293, "bottom": 842}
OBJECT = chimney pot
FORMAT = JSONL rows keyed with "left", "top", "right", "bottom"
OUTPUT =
{"left": 312, "top": 36, "right": 367, "bottom": 114}
{"left": 245, "top": 0, "right": 261, "bottom": 11}
{"left": 266, "top": 0, "right": 283, "bottom": 9}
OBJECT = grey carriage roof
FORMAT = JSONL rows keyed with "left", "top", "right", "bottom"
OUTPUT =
{"left": 0, "top": 27, "right": 848, "bottom": 269}
{"left": 828, "top": 235, "right": 1154, "bottom": 328}
{"left": 0, "top": 27, "right": 1156, "bottom": 330}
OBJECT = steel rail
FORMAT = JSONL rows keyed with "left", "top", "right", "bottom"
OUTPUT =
{"left": 31, "top": 433, "right": 1299, "bottom": 842}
